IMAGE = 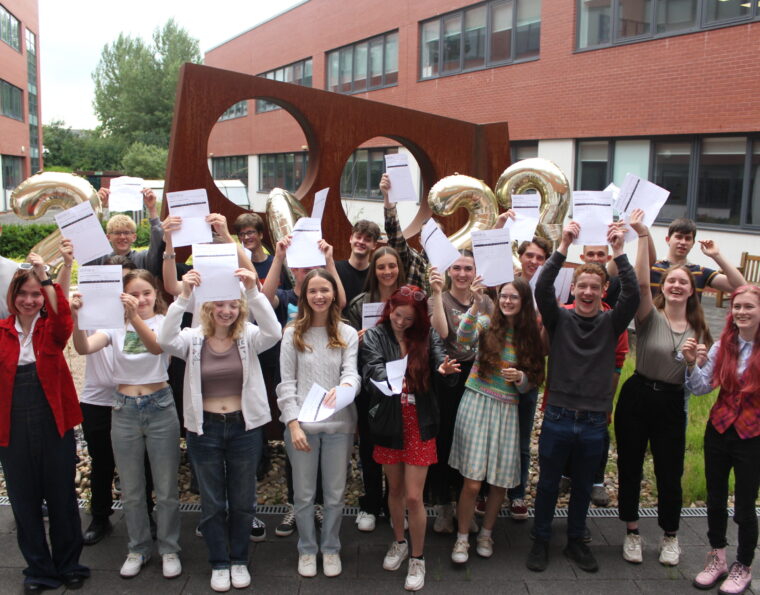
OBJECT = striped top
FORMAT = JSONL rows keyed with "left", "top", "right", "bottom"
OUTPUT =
{"left": 650, "top": 260, "right": 717, "bottom": 302}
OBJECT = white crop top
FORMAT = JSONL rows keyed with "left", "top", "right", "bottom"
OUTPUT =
{"left": 102, "top": 314, "right": 169, "bottom": 385}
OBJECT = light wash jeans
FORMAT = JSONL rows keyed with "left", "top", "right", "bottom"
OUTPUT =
{"left": 284, "top": 429, "right": 352, "bottom": 555}
{"left": 111, "top": 387, "right": 181, "bottom": 557}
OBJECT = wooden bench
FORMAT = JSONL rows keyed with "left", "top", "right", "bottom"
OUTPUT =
{"left": 715, "top": 251, "right": 760, "bottom": 307}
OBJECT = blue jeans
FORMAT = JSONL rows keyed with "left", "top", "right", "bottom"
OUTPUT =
{"left": 507, "top": 388, "right": 538, "bottom": 501}
{"left": 187, "top": 412, "right": 263, "bottom": 569}
{"left": 285, "top": 429, "right": 353, "bottom": 555}
{"left": 532, "top": 405, "right": 607, "bottom": 541}
{"left": 111, "top": 387, "right": 181, "bottom": 557}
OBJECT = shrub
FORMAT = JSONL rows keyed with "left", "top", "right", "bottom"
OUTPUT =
{"left": 0, "top": 224, "right": 59, "bottom": 259}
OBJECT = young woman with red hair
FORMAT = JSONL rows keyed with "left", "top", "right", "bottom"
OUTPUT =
{"left": 361, "top": 284, "right": 460, "bottom": 591}
{"left": 684, "top": 285, "right": 760, "bottom": 595}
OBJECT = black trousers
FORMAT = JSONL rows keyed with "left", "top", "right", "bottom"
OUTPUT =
{"left": 356, "top": 389, "right": 386, "bottom": 515}
{"left": 615, "top": 373, "right": 686, "bottom": 532}
{"left": 704, "top": 422, "right": 760, "bottom": 566}
{"left": 0, "top": 364, "right": 88, "bottom": 587}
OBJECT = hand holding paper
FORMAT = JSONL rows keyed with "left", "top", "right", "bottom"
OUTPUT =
{"left": 370, "top": 355, "right": 408, "bottom": 396}
{"left": 471, "top": 228, "right": 514, "bottom": 287}
{"left": 297, "top": 384, "right": 356, "bottom": 423}
{"left": 54, "top": 201, "right": 112, "bottom": 264}
{"left": 421, "top": 219, "right": 459, "bottom": 273}
{"left": 384, "top": 153, "right": 417, "bottom": 203}
{"left": 615, "top": 174, "right": 670, "bottom": 242}
{"left": 166, "top": 188, "right": 212, "bottom": 247}
{"left": 287, "top": 217, "right": 325, "bottom": 268}
{"left": 572, "top": 191, "right": 613, "bottom": 246}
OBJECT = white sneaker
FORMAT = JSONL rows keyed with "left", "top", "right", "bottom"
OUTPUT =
{"left": 210, "top": 568, "right": 231, "bottom": 592}
{"left": 230, "top": 564, "right": 250, "bottom": 589}
{"left": 451, "top": 538, "right": 469, "bottom": 564}
{"left": 476, "top": 533, "right": 494, "bottom": 558}
{"left": 659, "top": 535, "right": 681, "bottom": 566}
{"left": 383, "top": 540, "right": 409, "bottom": 571}
{"left": 323, "top": 553, "right": 342, "bottom": 577}
{"left": 120, "top": 552, "right": 148, "bottom": 578}
{"left": 433, "top": 504, "right": 455, "bottom": 534}
{"left": 404, "top": 558, "right": 425, "bottom": 591}
{"left": 356, "top": 511, "right": 376, "bottom": 532}
{"left": 623, "top": 533, "right": 643, "bottom": 564}
{"left": 298, "top": 553, "right": 317, "bottom": 577}
{"left": 162, "top": 553, "right": 182, "bottom": 578}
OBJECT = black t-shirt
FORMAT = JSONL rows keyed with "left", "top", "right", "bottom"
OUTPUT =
{"left": 335, "top": 260, "right": 370, "bottom": 315}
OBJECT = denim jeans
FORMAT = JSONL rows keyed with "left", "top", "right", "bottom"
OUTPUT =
{"left": 111, "top": 387, "right": 181, "bottom": 557}
{"left": 285, "top": 429, "right": 353, "bottom": 555}
{"left": 187, "top": 412, "right": 263, "bottom": 569}
{"left": 507, "top": 387, "right": 538, "bottom": 501}
{"left": 532, "top": 405, "right": 607, "bottom": 541}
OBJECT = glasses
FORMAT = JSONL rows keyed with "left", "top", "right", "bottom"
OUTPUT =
{"left": 109, "top": 230, "right": 135, "bottom": 237}
{"left": 18, "top": 263, "right": 50, "bottom": 273}
{"left": 499, "top": 293, "right": 520, "bottom": 302}
{"left": 238, "top": 230, "right": 259, "bottom": 239}
{"left": 398, "top": 286, "right": 426, "bottom": 301}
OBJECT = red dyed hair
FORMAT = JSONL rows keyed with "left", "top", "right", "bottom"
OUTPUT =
{"left": 379, "top": 285, "right": 431, "bottom": 393}
{"left": 712, "top": 285, "right": 760, "bottom": 396}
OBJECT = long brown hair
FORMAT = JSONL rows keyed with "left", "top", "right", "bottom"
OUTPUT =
{"left": 122, "top": 269, "right": 166, "bottom": 316}
{"left": 478, "top": 278, "right": 545, "bottom": 386}
{"left": 291, "top": 269, "right": 347, "bottom": 352}
{"left": 364, "top": 246, "right": 407, "bottom": 301}
{"left": 653, "top": 265, "right": 713, "bottom": 346}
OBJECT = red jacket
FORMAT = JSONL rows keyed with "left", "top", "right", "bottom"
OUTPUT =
{"left": 0, "top": 284, "right": 81, "bottom": 447}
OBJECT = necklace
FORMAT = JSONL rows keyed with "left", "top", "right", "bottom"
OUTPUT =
{"left": 662, "top": 309, "right": 689, "bottom": 362}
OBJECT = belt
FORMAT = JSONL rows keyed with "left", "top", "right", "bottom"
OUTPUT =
{"left": 634, "top": 372, "right": 684, "bottom": 393}
{"left": 203, "top": 410, "right": 244, "bottom": 422}
{"left": 546, "top": 405, "right": 605, "bottom": 420}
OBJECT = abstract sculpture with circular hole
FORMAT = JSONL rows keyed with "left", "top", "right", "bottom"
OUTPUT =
{"left": 266, "top": 187, "right": 308, "bottom": 286}
{"left": 11, "top": 171, "right": 101, "bottom": 271}
{"left": 427, "top": 174, "right": 499, "bottom": 252}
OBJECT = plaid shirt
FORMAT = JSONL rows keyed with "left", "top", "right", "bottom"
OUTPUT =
{"left": 384, "top": 205, "right": 430, "bottom": 293}
{"left": 685, "top": 338, "right": 759, "bottom": 439}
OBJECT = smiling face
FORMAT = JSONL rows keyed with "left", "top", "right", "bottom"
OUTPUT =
{"left": 375, "top": 253, "right": 399, "bottom": 289}
{"left": 519, "top": 242, "right": 547, "bottom": 280}
{"left": 125, "top": 277, "right": 157, "bottom": 319}
{"left": 107, "top": 227, "right": 137, "bottom": 255}
{"left": 14, "top": 278, "right": 44, "bottom": 319}
{"left": 572, "top": 272, "right": 604, "bottom": 317}
{"left": 731, "top": 291, "right": 760, "bottom": 337}
{"left": 666, "top": 231, "right": 695, "bottom": 260}
{"left": 498, "top": 282, "right": 522, "bottom": 319}
{"left": 389, "top": 304, "right": 416, "bottom": 335}
{"left": 349, "top": 231, "right": 377, "bottom": 259}
{"left": 661, "top": 268, "right": 694, "bottom": 305}
{"left": 305, "top": 275, "right": 334, "bottom": 315}
{"left": 211, "top": 300, "right": 241, "bottom": 329}
{"left": 448, "top": 256, "right": 475, "bottom": 290}
{"left": 237, "top": 226, "right": 262, "bottom": 252}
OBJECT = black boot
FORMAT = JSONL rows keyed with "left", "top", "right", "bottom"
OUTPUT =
{"left": 83, "top": 516, "right": 112, "bottom": 546}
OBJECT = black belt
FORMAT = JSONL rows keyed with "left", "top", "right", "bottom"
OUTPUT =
{"left": 203, "top": 410, "right": 244, "bottom": 422}
{"left": 634, "top": 372, "right": 684, "bottom": 393}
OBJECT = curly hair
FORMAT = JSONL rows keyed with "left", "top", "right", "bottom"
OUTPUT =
{"left": 291, "top": 269, "right": 347, "bottom": 352}
{"left": 653, "top": 265, "right": 713, "bottom": 346}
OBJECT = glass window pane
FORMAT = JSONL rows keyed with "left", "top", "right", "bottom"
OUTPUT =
{"left": 421, "top": 20, "right": 440, "bottom": 78}
{"left": 355, "top": 150, "right": 369, "bottom": 198}
{"left": 370, "top": 37, "right": 384, "bottom": 87}
{"left": 369, "top": 150, "right": 389, "bottom": 200}
{"left": 339, "top": 47, "right": 353, "bottom": 92}
{"left": 275, "top": 68, "right": 285, "bottom": 82}
{"left": 749, "top": 141, "right": 760, "bottom": 227}
{"left": 613, "top": 139, "right": 650, "bottom": 185}
{"left": 463, "top": 5, "right": 486, "bottom": 70}
{"left": 490, "top": 0, "right": 513, "bottom": 62}
{"left": 327, "top": 52, "right": 339, "bottom": 92}
{"left": 618, "top": 0, "right": 651, "bottom": 39}
{"left": 442, "top": 14, "right": 462, "bottom": 73}
{"left": 303, "top": 59, "right": 312, "bottom": 87}
{"left": 697, "top": 137, "right": 745, "bottom": 226}
{"left": 577, "top": 141, "right": 609, "bottom": 190}
{"left": 354, "top": 42, "right": 368, "bottom": 91}
{"left": 577, "top": 0, "right": 610, "bottom": 48}
{"left": 283, "top": 65, "right": 294, "bottom": 83}
{"left": 341, "top": 154, "right": 354, "bottom": 196}
{"left": 656, "top": 0, "right": 696, "bottom": 33}
{"left": 516, "top": 0, "right": 541, "bottom": 59}
{"left": 654, "top": 141, "right": 691, "bottom": 220}
{"left": 293, "top": 61, "right": 303, "bottom": 85}
{"left": 384, "top": 32, "right": 398, "bottom": 85}
{"left": 703, "top": 0, "right": 750, "bottom": 25}
{"left": 510, "top": 141, "right": 538, "bottom": 162}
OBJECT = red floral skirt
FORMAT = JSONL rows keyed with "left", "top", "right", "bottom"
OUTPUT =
{"left": 373, "top": 401, "right": 437, "bottom": 466}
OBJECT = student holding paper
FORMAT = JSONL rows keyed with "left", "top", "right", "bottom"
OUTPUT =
{"left": 361, "top": 285, "right": 460, "bottom": 591}
{"left": 71, "top": 269, "right": 181, "bottom": 581}
{"left": 157, "top": 266, "right": 280, "bottom": 592}
{"left": 276, "top": 269, "right": 360, "bottom": 579}
{"left": 0, "top": 254, "right": 90, "bottom": 592}
{"left": 615, "top": 210, "right": 712, "bottom": 567}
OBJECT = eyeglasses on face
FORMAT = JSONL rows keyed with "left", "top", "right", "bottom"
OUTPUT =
{"left": 109, "top": 230, "right": 135, "bottom": 237}
{"left": 499, "top": 293, "right": 520, "bottom": 302}
{"left": 398, "top": 286, "right": 426, "bottom": 301}
{"left": 238, "top": 230, "right": 259, "bottom": 239}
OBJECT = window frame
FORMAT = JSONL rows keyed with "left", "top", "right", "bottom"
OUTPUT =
{"left": 341, "top": 147, "right": 400, "bottom": 201}
{"left": 0, "top": 4, "right": 21, "bottom": 52}
{"left": 258, "top": 152, "right": 309, "bottom": 193}
{"left": 0, "top": 79, "right": 23, "bottom": 121}
{"left": 256, "top": 57, "right": 313, "bottom": 113}
{"left": 325, "top": 30, "right": 399, "bottom": 95}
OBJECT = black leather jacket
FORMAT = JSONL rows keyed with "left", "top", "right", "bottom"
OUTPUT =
{"left": 360, "top": 321, "right": 457, "bottom": 449}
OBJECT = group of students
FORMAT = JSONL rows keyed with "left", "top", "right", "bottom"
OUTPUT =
{"left": 0, "top": 175, "right": 758, "bottom": 595}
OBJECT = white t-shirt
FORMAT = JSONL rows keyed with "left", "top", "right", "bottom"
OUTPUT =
{"left": 80, "top": 338, "right": 115, "bottom": 406}
{"left": 102, "top": 314, "right": 169, "bottom": 385}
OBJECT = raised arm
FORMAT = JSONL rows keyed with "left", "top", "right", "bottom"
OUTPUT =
{"left": 428, "top": 266, "right": 448, "bottom": 339}
{"left": 320, "top": 239, "right": 347, "bottom": 309}
{"left": 56, "top": 238, "right": 74, "bottom": 297}
{"left": 157, "top": 270, "right": 196, "bottom": 358}
{"left": 122, "top": 293, "right": 163, "bottom": 355}
{"left": 699, "top": 240, "right": 747, "bottom": 294}
{"left": 608, "top": 224, "right": 640, "bottom": 336}
{"left": 141, "top": 188, "right": 165, "bottom": 277}
{"left": 70, "top": 293, "right": 111, "bottom": 355}
{"left": 536, "top": 222, "right": 577, "bottom": 330}
{"left": 628, "top": 209, "right": 654, "bottom": 322}
{"left": 261, "top": 236, "right": 288, "bottom": 308}
{"left": 160, "top": 216, "right": 182, "bottom": 296}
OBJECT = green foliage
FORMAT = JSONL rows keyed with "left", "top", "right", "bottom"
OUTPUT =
{"left": 43, "top": 120, "right": 127, "bottom": 171}
{"left": 92, "top": 19, "right": 201, "bottom": 148}
{"left": 0, "top": 224, "right": 58, "bottom": 258}
{"left": 135, "top": 218, "right": 152, "bottom": 247}
{"left": 121, "top": 142, "right": 168, "bottom": 179}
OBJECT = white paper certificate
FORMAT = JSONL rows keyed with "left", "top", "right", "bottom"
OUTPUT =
{"left": 287, "top": 217, "right": 325, "bottom": 268}
{"left": 77, "top": 265, "right": 124, "bottom": 330}
{"left": 505, "top": 194, "right": 540, "bottom": 243}
{"left": 55, "top": 201, "right": 112, "bottom": 264}
{"left": 572, "top": 191, "right": 613, "bottom": 246}
{"left": 311, "top": 187, "right": 329, "bottom": 220}
{"left": 297, "top": 383, "right": 356, "bottom": 423}
{"left": 192, "top": 242, "right": 241, "bottom": 303}
{"left": 167, "top": 188, "right": 212, "bottom": 247}
{"left": 614, "top": 174, "right": 670, "bottom": 242}
{"left": 471, "top": 228, "right": 514, "bottom": 287}
{"left": 384, "top": 153, "right": 417, "bottom": 203}
{"left": 530, "top": 265, "right": 575, "bottom": 305}
{"left": 361, "top": 302, "right": 385, "bottom": 330}
{"left": 370, "top": 355, "right": 408, "bottom": 396}
{"left": 421, "top": 219, "right": 460, "bottom": 273}
{"left": 108, "top": 176, "right": 144, "bottom": 212}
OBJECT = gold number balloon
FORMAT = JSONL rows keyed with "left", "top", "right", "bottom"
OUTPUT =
{"left": 265, "top": 187, "right": 309, "bottom": 286}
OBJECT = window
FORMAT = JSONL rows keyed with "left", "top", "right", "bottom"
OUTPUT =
{"left": 0, "top": 4, "right": 20, "bottom": 51}
{"left": 510, "top": 141, "right": 538, "bottom": 163}
{"left": 258, "top": 153, "right": 308, "bottom": 193}
{"left": 749, "top": 141, "right": 760, "bottom": 227}
{"left": 256, "top": 58, "right": 312, "bottom": 112}
{"left": 575, "top": 138, "right": 653, "bottom": 192}
{"left": 26, "top": 30, "right": 39, "bottom": 172}
{"left": 653, "top": 140, "right": 691, "bottom": 220}
{"left": 697, "top": 137, "right": 745, "bottom": 226}
{"left": 211, "top": 156, "right": 248, "bottom": 186}
{"left": 1, "top": 79, "right": 23, "bottom": 121}
{"left": 326, "top": 31, "right": 398, "bottom": 94}
{"left": 420, "top": 0, "right": 541, "bottom": 79}
{"left": 341, "top": 148, "right": 398, "bottom": 200}
{"left": 577, "top": 140, "right": 611, "bottom": 190}
{"left": 2, "top": 155, "right": 23, "bottom": 190}
{"left": 577, "top": 0, "right": 760, "bottom": 49}
{"left": 218, "top": 100, "right": 248, "bottom": 121}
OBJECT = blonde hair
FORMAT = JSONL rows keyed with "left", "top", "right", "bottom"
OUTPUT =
{"left": 199, "top": 297, "right": 249, "bottom": 340}
{"left": 106, "top": 214, "right": 137, "bottom": 234}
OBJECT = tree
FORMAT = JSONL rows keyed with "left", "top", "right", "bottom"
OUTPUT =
{"left": 92, "top": 19, "right": 201, "bottom": 148}
{"left": 43, "top": 121, "right": 126, "bottom": 171}
{"left": 121, "top": 142, "right": 168, "bottom": 179}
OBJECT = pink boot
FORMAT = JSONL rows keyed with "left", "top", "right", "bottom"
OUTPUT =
{"left": 718, "top": 562, "right": 752, "bottom": 595}
{"left": 693, "top": 548, "right": 728, "bottom": 590}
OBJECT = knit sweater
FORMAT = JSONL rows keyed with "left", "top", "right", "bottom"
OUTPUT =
{"left": 277, "top": 323, "right": 360, "bottom": 434}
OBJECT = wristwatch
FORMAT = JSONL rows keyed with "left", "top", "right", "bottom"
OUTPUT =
{"left": 163, "top": 253, "right": 176, "bottom": 260}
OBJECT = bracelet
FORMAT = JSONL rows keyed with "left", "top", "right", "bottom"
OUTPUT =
{"left": 40, "top": 278, "right": 53, "bottom": 286}
{"left": 62, "top": 263, "right": 72, "bottom": 268}
{"left": 163, "top": 253, "right": 176, "bottom": 260}
{"left": 638, "top": 234, "right": 649, "bottom": 238}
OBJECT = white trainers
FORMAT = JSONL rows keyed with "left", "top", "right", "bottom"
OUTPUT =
{"left": 210, "top": 568, "right": 231, "bottom": 592}
{"left": 230, "top": 564, "right": 250, "bottom": 589}
{"left": 659, "top": 535, "right": 681, "bottom": 566}
{"left": 451, "top": 538, "right": 469, "bottom": 564}
{"left": 383, "top": 540, "right": 409, "bottom": 571}
{"left": 405, "top": 558, "right": 425, "bottom": 591}
{"left": 433, "top": 504, "right": 455, "bottom": 534}
{"left": 476, "top": 532, "right": 494, "bottom": 558}
{"left": 623, "top": 533, "right": 643, "bottom": 564}
{"left": 323, "top": 553, "right": 342, "bottom": 577}
{"left": 162, "top": 553, "right": 182, "bottom": 578}
{"left": 356, "top": 511, "right": 376, "bottom": 532}
{"left": 120, "top": 552, "right": 148, "bottom": 578}
{"left": 298, "top": 553, "right": 317, "bottom": 577}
